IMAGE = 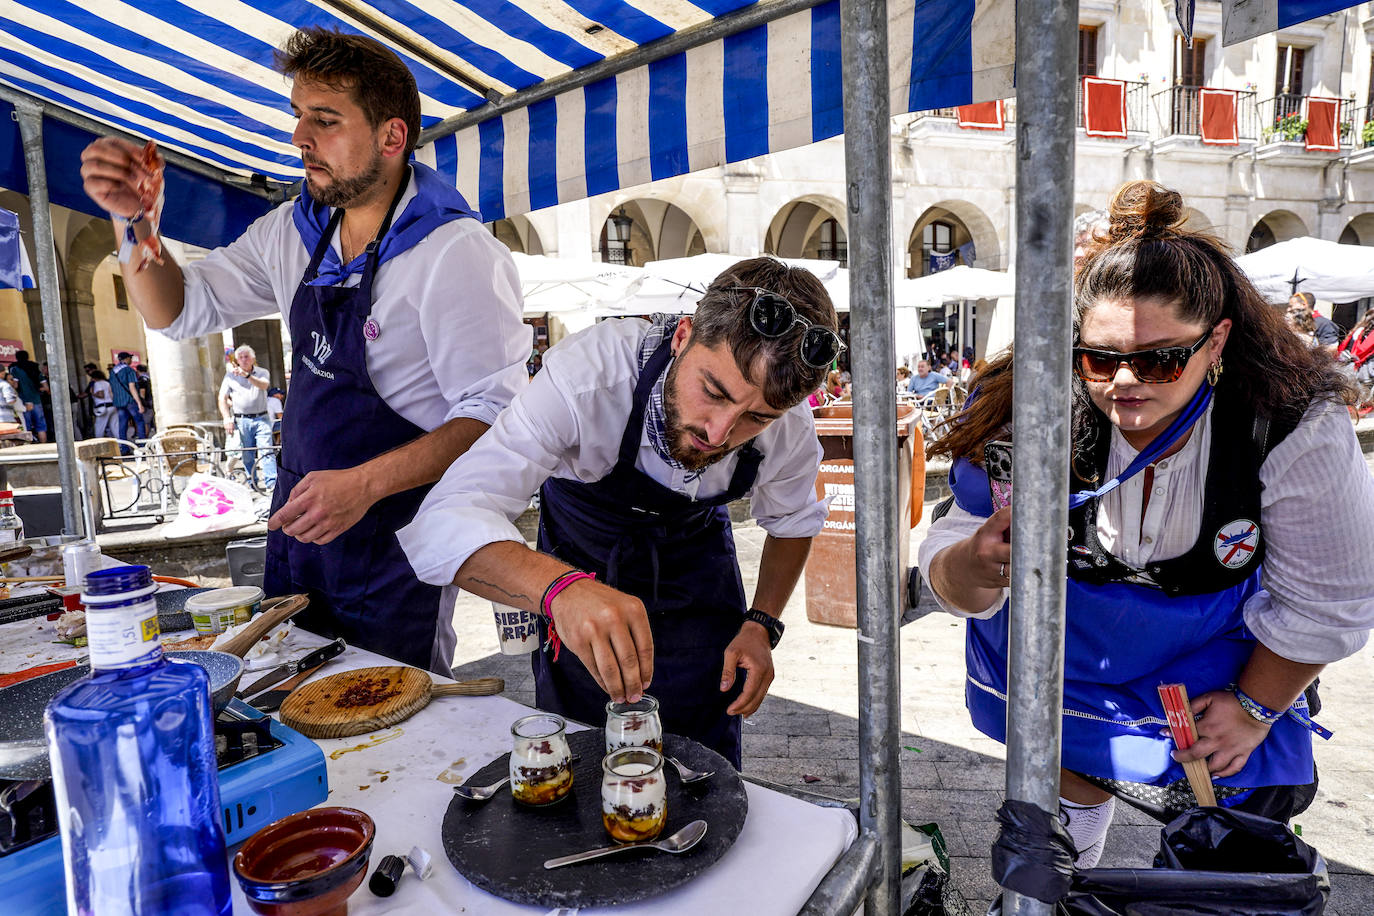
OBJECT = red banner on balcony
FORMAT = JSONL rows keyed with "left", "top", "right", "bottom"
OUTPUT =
{"left": 1199, "top": 89, "right": 1238, "bottom": 146}
{"left": 1304, "top": 97, "right": 1341, "bottom": 151}
{"left": 956, "top": 100, "right": 1004, "bottom": 130}
{"left": 1083, "top": 77, "right": 1127, "bottom": 138}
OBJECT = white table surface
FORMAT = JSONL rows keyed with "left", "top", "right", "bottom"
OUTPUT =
{"left": 0, "top": 619, "right": 857, "bottom": 915}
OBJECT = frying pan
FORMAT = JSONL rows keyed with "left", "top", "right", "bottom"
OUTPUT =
{"left": 0, "top": 593, "right": 308, "bottom": 781}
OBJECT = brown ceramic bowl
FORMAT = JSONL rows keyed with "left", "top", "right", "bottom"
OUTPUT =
{"left": 233, "top": 806, "right": 375, "bottom": 916}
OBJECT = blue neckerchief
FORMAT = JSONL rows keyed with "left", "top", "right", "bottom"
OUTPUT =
{"left": 291, "top": 162, "right": 480, "bottom": 287}
{"left": 1067, "top": 381, "right": 1214, "bottom": 509}
{"left": 638, "top": 314, "right": 687, "bottom": 471}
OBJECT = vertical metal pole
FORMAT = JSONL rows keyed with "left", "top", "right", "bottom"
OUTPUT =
{"left": 1002, "top": 0, "right": 1077, "bottom": 912}
{"left": 840, "top": 0, "right": 901, "bottom": 912}
{"left": 15, "top": 102, "right": 84, "bottom": 537}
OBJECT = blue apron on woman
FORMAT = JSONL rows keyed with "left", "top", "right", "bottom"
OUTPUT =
{"left": 533, "top": 335, "right": 763, "bottom": 768}
{"left": 946, "top": 393, "right": 1317, "bottom": 807}
{"left": 264, "top": 166, "right": 479, "bottom": 672}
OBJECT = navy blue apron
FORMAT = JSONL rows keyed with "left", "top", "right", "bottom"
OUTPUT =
{"left": 948, "top": 457, "right": 1315, "bottom": 794}
{"left": 533, "top": 335, "right": 763, "bottom": 768}
{"left": 264, "top": 172, "right": 447, "bottom": 670}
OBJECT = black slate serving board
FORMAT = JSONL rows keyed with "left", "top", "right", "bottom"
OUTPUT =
{"left": 442, "top": 729, "right": 747, "bottom": 908}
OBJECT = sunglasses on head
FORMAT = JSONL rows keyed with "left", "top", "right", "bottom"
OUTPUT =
{"left": 732, "top": 287, "right": 845, "bottom": 370}
{"left": 1072, "top": 330, "right": 1212, "bottom": 384}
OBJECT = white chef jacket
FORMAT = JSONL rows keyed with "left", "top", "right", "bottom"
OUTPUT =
{"left": 918, "top": 398, "right": 1374, "bottom": 664}
{"left": 157, "top": 167, "right": 529, "bottom": 433}
{"left": 400, "top": 317, "right": 828, "bottom": 587}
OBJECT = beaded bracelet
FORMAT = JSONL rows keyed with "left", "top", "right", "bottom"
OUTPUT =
{"left": 1230, "top": 684, "right": 1334, "bottom": 740}
{"left": 1231, "top": 686, "right": 1283, "bottom": 726}
{"left": 539, "top": 570, "right": 596, "bottom": 661}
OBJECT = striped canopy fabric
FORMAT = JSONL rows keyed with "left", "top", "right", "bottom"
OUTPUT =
{"left": 1221, "top": 0, "right": 1365, "bottom": 46}
{"left": 1, "top": 0, "right": 1013, "bottom": 241}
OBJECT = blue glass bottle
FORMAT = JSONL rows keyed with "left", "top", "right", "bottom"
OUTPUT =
{"left": 44, "top": 565, "right": 231, "bottom": 915}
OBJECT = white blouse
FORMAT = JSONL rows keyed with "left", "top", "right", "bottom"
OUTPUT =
{"left": 916, "top": 398, "right": 1374, "bottom": 664}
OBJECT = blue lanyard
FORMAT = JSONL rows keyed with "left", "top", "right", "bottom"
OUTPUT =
{"left": 1067, "top": 382, "right": 1214, "bottom": 510}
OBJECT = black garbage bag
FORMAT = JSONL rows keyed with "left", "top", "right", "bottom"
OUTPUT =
{"left": 988, "top": 806, "right": 1329, "bottom": 916}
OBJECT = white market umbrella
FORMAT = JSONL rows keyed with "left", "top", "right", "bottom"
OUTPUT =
{"left": 511, "top": 252, "right": 642, "bottom": 314}
{"left": 601, "top": 253, "right": 845, "bottom": 315}
{"left": 898, "top": 265, "right": 1015, "bottom": 303}
{"left": 1235, "top": 237, "right": 1374, "bottom": 304}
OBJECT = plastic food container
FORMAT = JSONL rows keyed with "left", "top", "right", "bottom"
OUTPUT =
{"left": 184, "top": 586, "right": 263, "bottom": 636}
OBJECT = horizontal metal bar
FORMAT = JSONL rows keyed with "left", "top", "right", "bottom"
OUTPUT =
{"left": 799, "top": 829, "right": 880, "bottom": 916}
{"left": 418, "top": 0, "right": 828, "bottom": 143}
{"left": 0, "top": 84, "right": 284, "bottom": 201}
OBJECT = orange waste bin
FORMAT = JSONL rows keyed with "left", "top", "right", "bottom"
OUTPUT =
{"left": 804, "top": 402, "right": 924, "bottom": 628}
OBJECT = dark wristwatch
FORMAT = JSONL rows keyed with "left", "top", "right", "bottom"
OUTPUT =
{"left": 743, "top": 608, "right": 784, "bottom": 649}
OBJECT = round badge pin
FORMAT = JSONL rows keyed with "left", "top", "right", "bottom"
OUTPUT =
{"left": 362, "top": 318, "right": 381, "bottom": 341}
{"left": 1213, "top": 518, "right": 1259, "bottom": 569}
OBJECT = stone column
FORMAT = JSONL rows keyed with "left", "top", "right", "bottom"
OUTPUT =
{"left": 145, "top": 330, "right": 223, "bottom": 429}
{"left": 723, "top": 164, "right": 762, "bottom": 256}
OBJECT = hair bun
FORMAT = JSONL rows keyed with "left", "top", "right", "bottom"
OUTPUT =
{"left": 1106, "top": 180, "right": 1185, "bottom": 243}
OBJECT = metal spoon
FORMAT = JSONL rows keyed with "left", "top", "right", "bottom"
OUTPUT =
{"left": 452, "top": 775, "right": 510, "bottom": 801}
{"left": 665, "top": 754, "right": 714, "bottom": 785}
{"left": 543, "top": 820, "right": 708, "bottom": 869}
{"left": 453, "top": 755, "right": 582, "bottom": 802}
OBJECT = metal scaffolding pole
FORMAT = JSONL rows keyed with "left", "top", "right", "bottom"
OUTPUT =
{"left": 14, "top": 101, "right": 83, "bottom": 537}
{"left": 1001, "top": 0, "right": 1078, "bottom": 912}
{"left": 841, "top": 0, "right": 902, "bottom": 911}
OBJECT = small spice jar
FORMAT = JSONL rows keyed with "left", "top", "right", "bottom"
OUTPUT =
{"left": 509, "top": 713, "right": 573, "bottom": 806}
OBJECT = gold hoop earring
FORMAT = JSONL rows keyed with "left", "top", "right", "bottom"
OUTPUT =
{"left": 1206, "top": 358, "right": 1223, "bottom": 386}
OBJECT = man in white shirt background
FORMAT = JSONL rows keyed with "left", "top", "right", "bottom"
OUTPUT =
{"left": 219, "top": 344, "right": 276, "bottom": 492}
{"left": 401, "top": 258, "right": 842, "bottom": 767}
{"left": 78, "top": 27, "right": 529, "bottom": 672}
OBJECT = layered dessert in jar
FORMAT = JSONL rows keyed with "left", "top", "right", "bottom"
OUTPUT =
{"left": 509, "top": 713, "right": 573, "bottom": 806}
{"left": 601, "top": 747, "right": 667, "bottom": 843}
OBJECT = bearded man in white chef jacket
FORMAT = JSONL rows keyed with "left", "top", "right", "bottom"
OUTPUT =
{"left": 401, "top": 258, "right": 842, "bottom": 768}
{"left": 78, "top": 27, "right": 529, "bottom": 674}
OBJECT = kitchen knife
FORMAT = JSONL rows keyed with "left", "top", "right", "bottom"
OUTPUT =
{"left": 238, "top": 638, "right": 346, "bottom": 700}
{"left": 249, "top": 644, "right": 346, "bottom": 713}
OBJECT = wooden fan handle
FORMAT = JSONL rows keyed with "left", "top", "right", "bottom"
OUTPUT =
{"left": 218, "top": 594, "right": 309, "bottom": 658}
{"left": 431, "top": 677, "right": 504, "bottom": 697}
{"left": 1182, "top": 758, "right": 1217, "bottom": 807}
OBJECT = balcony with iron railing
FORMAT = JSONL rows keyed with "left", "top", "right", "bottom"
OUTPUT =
{"left": 1150, "top": 86, "right": 1260, "bottom": 141}
{"left": 1256, "top": 93, "right": 1356, "bottom": 146}
{"left": 1074, "top": 79, "right": 1150, "bottom": 135}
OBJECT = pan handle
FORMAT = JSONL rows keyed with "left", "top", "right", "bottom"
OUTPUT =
{"left": 217, "top": 594, "right": 309, "bottom": 658}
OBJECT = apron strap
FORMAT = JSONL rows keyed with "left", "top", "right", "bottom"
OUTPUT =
{"left": 617, "top": 335, "right": 675, "bottom": 468}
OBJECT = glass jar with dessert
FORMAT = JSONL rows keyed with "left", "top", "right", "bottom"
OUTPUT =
{"left": 601, "top": 747, "right": 668, "bottom": 843}
{"left": 604, "top": 694, "right": 663, "bottom": 754}
{"left": 509, "top": 713, "right": 574, "bottom": 806}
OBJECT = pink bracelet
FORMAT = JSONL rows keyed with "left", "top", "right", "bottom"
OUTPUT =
{"left": 541, "top": 571, "right": 595, "bottom": 661}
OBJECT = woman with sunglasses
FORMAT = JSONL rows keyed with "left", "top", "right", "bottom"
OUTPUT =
{"left": 917, "top": 180, "right": 1374, "bottom": 867}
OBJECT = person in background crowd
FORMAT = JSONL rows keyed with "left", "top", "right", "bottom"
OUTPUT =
{"left": 908, "top": 359, "right": 950, "bottom": 398}
{"left": 1285, "top": 305, "right": 1318, "bottom": 348}
{"left": 136, "top": 361, "right": 155, "bottom": 433}
{"left": 1288, "top": 293, "right": 1340, "bottom": 356}
{"left": 1338, "top": 309, "right": 1374, "bottom": 417}
{"left": 109, "top": 352, "right": 145, "bottom": 454}
{"left": 267, "top": 386, "right": 285, "bottom": 437}
{"left": 38, "top": 361, "right": 55, "bottom": 437}
{"left": 920, "top": 180, "right": 1373, "bottom": 867}
{"left": 84, "top": 367, "right": 117, "bottom": 439}
{"left": 219, "top": 344, "right": 277, "bottom": 492}
{"left": 10, "top": 350, "right": 47, "bottom": 443}
{"left": 896, "top": 365, "right": 913, "bottom": 395}
{"left": 0, "top": 370, "right": 24, "bottom": 427}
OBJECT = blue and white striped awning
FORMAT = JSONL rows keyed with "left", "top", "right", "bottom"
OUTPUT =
{"left": 0, "top": 0, "right": 1014, "bottom": 242}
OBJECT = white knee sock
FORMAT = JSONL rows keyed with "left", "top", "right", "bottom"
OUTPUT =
{"left": 1059, "top": 796, "right": 1115, "bottom": 869}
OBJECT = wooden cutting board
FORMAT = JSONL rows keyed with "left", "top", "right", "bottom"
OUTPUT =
{"left": 279, "top": 665, "right": 503, "bottom": 738}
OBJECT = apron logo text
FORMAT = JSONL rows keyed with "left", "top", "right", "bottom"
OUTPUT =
{"left": 311, "top": 330, "right": 334, "bottom": 364}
